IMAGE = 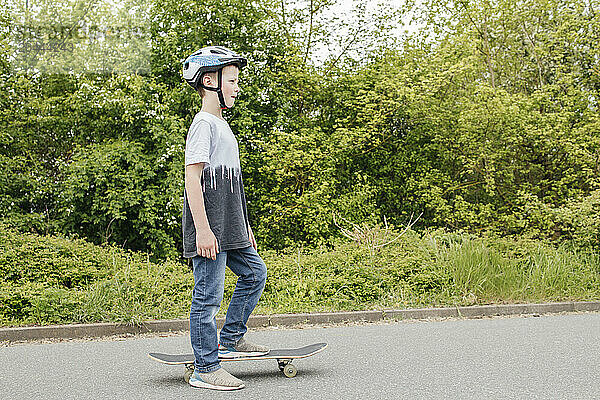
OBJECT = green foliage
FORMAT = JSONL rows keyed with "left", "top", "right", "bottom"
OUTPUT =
{"left": 2, "top": 224, "right": 598, "bottom": 326}
{"left": 1, "top": 0, "right": 600, "bottom": 258}
{"left": 57, "top": 138, "right": 181, "bottom": 259}
{"left": 510, "top": 189, "right": 600, "bottom": 249}
{"left": 8, "top": 0, "right": 151, "bottom": 75}
{"left": 0, "top": 224, "right": 192, "bottom": 325}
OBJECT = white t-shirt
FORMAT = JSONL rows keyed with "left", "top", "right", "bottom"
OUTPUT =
{"left": 182, "top": 111, "right": 250, "bottom": 257}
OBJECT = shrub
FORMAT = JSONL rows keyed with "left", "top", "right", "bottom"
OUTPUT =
{"left": 1, "top": 223, "right": 598, "bottom": 327}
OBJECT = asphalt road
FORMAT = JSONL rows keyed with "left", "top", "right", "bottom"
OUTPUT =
{"left": 2, "top": 313, "right": 599, "bottom": 399}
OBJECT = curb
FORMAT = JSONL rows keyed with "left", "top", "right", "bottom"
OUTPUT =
{"left": 1, "top": 301, "right": 599, "bottom": 343}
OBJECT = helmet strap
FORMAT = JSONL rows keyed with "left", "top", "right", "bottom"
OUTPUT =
{"left": 216, "top": 69, "right": 228, "bottom": 110}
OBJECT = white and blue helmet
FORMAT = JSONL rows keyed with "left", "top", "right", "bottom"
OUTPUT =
{"left": 182, "top": 46, "right": 247, "bottom": 109}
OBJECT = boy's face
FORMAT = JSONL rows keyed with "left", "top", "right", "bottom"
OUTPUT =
{"left": 202, "top": 65, "right": 240, "bottom": 108}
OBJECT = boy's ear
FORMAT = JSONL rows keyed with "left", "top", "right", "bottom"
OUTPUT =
{"left": 202, "top": 74, "right": 211, "bottom": 87}
{"left": 202, "top": 72, "right": 217, "bottom": 88}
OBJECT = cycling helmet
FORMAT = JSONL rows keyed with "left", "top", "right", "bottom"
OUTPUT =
{"left": 182, "top": 46, "right": 247, "bottom": 109}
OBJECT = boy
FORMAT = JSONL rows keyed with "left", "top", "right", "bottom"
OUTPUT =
{"left": 181, "top": 46, "right": 269, "bottom": 391}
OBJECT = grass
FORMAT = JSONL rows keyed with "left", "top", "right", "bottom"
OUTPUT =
{"left": 0, "top": 225, "right": 598, "bottom": 327}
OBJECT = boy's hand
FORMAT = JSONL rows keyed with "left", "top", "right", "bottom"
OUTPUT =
{"left": 196, "top": 228, "right": 219, "bottom": 260}
{"left": 248, "top": 225, "right": 257, "bottom": 250}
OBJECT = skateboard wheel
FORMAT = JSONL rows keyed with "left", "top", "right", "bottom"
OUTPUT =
{"left": 283, "top": 364, "right": 297, "bottom": 378}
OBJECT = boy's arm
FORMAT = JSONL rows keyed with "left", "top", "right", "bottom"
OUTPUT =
{"left": 248, "top": 224, "right": 257, "bottom": 250}
{"left": 240, "top": 182, "right": 257, "bottom": 250}
{"left": 185, "top": 163, "right": 219, "bottom": 259}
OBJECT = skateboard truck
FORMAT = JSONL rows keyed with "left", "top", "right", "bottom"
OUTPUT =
{"left": 184, "top": 364, "right": 195, "bottom": 383}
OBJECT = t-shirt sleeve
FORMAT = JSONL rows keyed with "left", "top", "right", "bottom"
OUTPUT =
{"left": 185, "top": 119, "right": 213, "bottom": 166}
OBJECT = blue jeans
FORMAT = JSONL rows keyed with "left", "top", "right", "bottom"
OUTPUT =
{"left": 190, "top": 245, "right": 267, "bottom": 373}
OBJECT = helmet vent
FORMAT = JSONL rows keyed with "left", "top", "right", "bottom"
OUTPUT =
{"left": 210, "top": 49, "right": 226, "bottom": 54}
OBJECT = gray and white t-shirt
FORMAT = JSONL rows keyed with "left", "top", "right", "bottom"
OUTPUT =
{"left": 182, "top": 111, "right": 250, "bottom": 258}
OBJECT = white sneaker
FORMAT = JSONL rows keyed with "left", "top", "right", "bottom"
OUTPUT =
{"left": 219, "top": 337, "right": 270, "bottom": 359}
{"left": 189, "top": 367, "right": 245, "bottom": 391}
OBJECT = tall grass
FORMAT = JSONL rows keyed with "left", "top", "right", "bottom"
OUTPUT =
{"left": 428, "top": 234, "right": 600, "bottom": 304}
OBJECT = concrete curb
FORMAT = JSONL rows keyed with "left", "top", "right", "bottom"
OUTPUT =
{"left": 1, "top": 301, "right": 599, "bottom": 343}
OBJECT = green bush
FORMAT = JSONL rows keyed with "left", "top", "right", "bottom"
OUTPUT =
{"left": 2, "top": 0, "right": 599, "bottom": 257}
{"left": 0, "top": 224, "right": 192, "bottom": 326}
{"left": 1, "top": 223, "right": 598, "bottom": 327}
{"left": 0, "top": 231, "right": 112, "bottom": 288}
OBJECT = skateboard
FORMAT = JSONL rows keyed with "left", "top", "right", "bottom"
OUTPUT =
{"left": 149, "top": 342, "right": 327, "bottom": 382}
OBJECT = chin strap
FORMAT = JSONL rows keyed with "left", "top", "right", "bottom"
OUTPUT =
{"left": 198, "top": 68, "right": 228, "bottom": 110}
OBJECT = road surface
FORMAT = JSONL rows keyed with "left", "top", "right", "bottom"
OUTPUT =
{"left": 2, "top": 312, "right": 599, "bottom": 399}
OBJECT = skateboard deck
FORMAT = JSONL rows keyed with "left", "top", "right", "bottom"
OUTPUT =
{"left": 149, "top": 342, "right": 327, "bottom": 380}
